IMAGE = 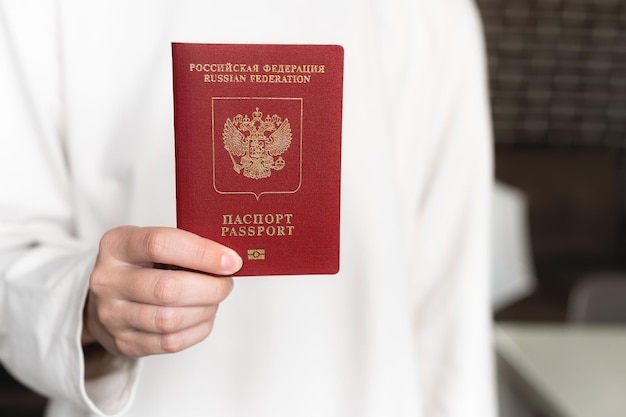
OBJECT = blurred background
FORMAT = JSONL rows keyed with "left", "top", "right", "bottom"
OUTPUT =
{"left": 481, "top": 0, "right": 626, "bottom": 416}
{"left": 484, "top": 0, "right": 626, "bottom": 320}
{"left": 2, "top": 0, "right": 626, "bottom": 415}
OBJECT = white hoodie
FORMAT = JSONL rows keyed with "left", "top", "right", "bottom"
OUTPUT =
{"left": 0, "top": 1, "right": 495, "bottom": 416}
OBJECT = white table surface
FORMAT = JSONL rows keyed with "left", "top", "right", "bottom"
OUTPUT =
{"left": 495, "top": 323, "right": 626, "bottom": 417}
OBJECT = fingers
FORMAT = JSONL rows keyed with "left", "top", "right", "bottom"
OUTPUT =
{"left": 100, "top": 301, "right": 219, "bottom": 334}
{"left": 101, "top": 226, "right": 242, "bottom": 275}
{"left": 93, "top": 317, "right": 216, "bottom": 358}
{"left": 116, "top": 321, "right": 216, "bottom": 357}
{"left": 101, "top": 267, "right": 234, "bottom": 307}
{"left": 87, "top": 285, "right": 229, "bottom": 357}
{"left": 85, "top": 226, "right": 241, "bottom": 358}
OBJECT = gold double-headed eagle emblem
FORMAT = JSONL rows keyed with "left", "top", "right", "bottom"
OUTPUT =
{"left": 222, "top": 107, "right": 292, "bottom": 180}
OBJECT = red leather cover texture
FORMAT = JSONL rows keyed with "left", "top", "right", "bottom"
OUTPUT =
{"left": 172, "top": 43, "right": 343, "bottom": 276}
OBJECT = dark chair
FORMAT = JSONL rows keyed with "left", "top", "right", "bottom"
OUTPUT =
{"left": 567, "top": 273, "right": 626, "bottom": 323}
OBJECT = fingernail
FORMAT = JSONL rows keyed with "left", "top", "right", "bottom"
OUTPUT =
{"left": 221, "top": 252, "right": 242, "bottom": 272}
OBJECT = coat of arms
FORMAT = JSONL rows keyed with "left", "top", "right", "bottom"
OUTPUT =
{"left": 223, "top": 107, "right": 292, "bottom": 180}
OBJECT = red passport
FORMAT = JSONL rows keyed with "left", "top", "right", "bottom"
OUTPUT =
{"left": 172, "top": 43, "right": 343, "bottom": 276}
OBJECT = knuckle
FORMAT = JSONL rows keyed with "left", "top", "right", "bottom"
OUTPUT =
{"left": 203, "top": 319, "right": 215, "bottom": 339}
{"left": 212, "top": 277, "right": 234, "bottom": 303}
{"left": 190, "top": 244, "right": 214, "bottom": 268}
{"left": 98, "top": 226, "right": 129, "bottom": 257}
{"left": 98, "top": 228, "right": 119, "bottom": 252}
{"left": 114, "top": 332, "right": 137, "bottom": 357}
{"left": 88, "top": 270, "right": 107, "bottom": 294}
{"left": 204, "top": 304, "right": 219, "bottom": 320}
{"left": 95, "top": 302, "right": 116, "bottom": 327}
{"left": 142, "top": 229, "right": 168, "bottom": 262}
{"left": 152, "top": 274, "right": 182, "bottom": 305}
{"left": 153, "top": 307, "right": 182, "bottom": 333}
{"left": 159, "top": 332, "right": 185, "bottom": 353}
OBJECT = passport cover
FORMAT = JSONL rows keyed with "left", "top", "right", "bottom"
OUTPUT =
{"left": 172, "top": 43, "right": 343, "bottom": 276}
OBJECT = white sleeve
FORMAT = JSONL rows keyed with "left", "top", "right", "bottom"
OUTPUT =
{"left": 402, "top": 2, "right": 497, "bottom": 416}
{"left": 0, "top": 2, "right": 138, "bottom": 415}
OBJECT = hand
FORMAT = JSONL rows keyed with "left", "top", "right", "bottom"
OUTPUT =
{"left": 82, "top": 226, "right": 242, "bottom": 358}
